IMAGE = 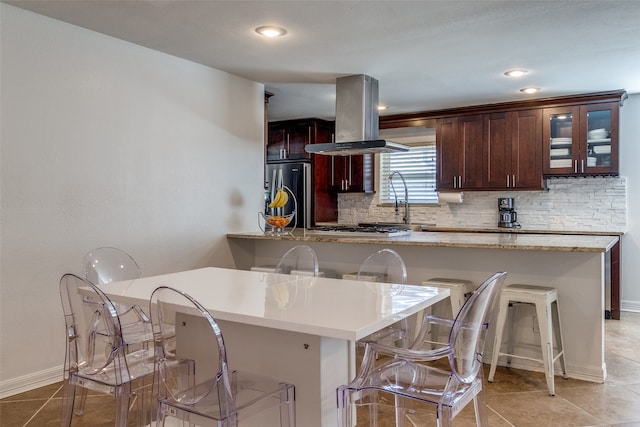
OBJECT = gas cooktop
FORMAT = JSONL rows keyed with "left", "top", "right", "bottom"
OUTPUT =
{"left": 305, "top": 225, "right": 412, "bottom": 238}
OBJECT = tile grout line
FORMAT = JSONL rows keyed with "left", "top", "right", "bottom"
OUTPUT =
{"left": 22, "top": 384, "right": 64, "bottom": 427}
{"left": 486, "top": 403, "right": 516, "bottom": 426}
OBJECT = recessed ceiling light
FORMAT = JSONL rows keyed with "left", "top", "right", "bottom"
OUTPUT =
{"left": 255, "top": 26, "right": 287, "bottom": 37}
{"left": 377, "top": 105, "right": 389, "bottom": 111}
{"left": 520, "top": 87, "right": 540, "bottom": 94}
{"left": 504, "top": 69, "right": 528, "bottom": 77}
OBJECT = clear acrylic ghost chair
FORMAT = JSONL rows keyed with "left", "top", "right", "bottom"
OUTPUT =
{"left": 337, "top": 271, "right": 507, "bottom": 427}
{"left": 83, "top": 247, "right": 152, "bottom": 346}
{"left": 357, "top": 249, "right": 409, "bottom": 346}
{"left": 59, "top": 273, "right": 155, "bottom": 427}
{"left": 150, "top": 286, "right": 296, "bottom": 426}
{"left": 275, "top": 245, "right": 319, "bottom": 276}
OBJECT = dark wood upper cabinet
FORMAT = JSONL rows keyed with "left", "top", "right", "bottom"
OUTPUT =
{"left": 436, "top": 115, "right": 483, "bottom": 190}
{"left": 267, "top": 119, "right": 333, "bottom": 162}
{"left": 484, "top": 109, "right": 543, "bottom": 190}
{"left": 543, "top": 102, "right": 619, "bottom": 176}
{"left": 383, "top": 90, "right": 625, "bottom": 191}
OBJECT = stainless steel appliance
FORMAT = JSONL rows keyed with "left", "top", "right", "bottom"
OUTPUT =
{"left": 304, "top": 75, "right": 410, "bottom": 156}
{"left": 305, "top": 224, "right": 412, "bottom": 238}
{"left": 498, "top": 197, "right": 519, "bottom": 228}
{"left": 266, "top": 162, "right": 311, "bottom": 229}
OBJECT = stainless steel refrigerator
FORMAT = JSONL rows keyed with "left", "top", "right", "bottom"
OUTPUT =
{"left": 265, "top": 162, "right": 311, "bottom": 229}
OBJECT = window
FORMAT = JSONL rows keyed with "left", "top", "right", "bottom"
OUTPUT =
{"left": 378, "top": 127, "right": 438, "bottom": 204}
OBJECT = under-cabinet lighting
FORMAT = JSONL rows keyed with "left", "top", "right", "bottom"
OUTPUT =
{"left": 255, "top": 26, "right": 287, "bottom": 37}
{"left": 520, "top": 87, "right": 540, "bottom": 94}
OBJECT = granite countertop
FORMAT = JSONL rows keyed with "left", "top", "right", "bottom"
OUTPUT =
{"left": 227, "top": 230, "right": 620, "bottom": 253}
{"left": 418, "top": 226, "right": 625, "bottom": 236}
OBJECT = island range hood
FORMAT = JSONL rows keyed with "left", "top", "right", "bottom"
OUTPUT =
{"left": 305, "top": 74, "right": 410, "bottom": 156}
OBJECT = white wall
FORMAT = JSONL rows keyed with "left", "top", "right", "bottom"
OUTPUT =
{"left": 619, "top": 94, "right": 640, "bottom": 311}
{"left": 0, "top": 4, "right": 264, "bottom": 396}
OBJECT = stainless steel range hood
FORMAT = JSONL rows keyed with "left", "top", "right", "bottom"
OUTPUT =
{"left": 305, "top": 74, "right": 410, "bottom": 156}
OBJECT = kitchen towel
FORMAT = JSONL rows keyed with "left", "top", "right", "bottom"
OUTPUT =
{"left": 438, "top": 192, "right": 464, "bottom": 204}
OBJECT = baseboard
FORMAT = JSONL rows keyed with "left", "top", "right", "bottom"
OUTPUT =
{"left": 0, "top": 365, "right": 63, "bottom": 399}
{"left": 621, "top": 300, "right": 640, "bottom": 313}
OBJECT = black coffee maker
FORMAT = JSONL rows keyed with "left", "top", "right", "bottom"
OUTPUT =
{"left": 498, "top": 198, "right": 518, "bottom": 228}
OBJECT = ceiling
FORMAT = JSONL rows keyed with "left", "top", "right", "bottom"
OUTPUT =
{"left": 5, "top": 0, "right": 640, "bottom": 121}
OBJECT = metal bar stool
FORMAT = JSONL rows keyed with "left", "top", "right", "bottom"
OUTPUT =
{"left": 423, "top": 277, "right": 474, "bottom": 319}
{"left": 488, "top": 284, "right": 568, "bottom": 395}
{"left": 419, "top": 278, "right": 474, "bottom": 345}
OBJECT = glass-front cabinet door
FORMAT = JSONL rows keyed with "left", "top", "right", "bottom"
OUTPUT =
{"left": 581, "top": 102, "right": 618, "bottom": 175}
{"left": 543, "top": 102, "right": 619, "bottom": 176}
{"left": 543, "top": 106, "right": 579, "bottom": 175}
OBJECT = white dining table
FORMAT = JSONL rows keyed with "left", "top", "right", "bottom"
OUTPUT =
{"left": 97, "top": 266, "right": 449, "bottom": 427}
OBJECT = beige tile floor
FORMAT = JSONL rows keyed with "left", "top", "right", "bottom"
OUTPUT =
{"left": 2, "top": 312, "right": 640, "bottom": 426}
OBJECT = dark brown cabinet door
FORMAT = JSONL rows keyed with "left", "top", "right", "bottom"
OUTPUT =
{"left": 511, "top": 109, "right": 543, "bottom": 189}
{"left": 267, "top": 120, "right": 328, "bottom": 162}
{"left": 436, "top": 117, "right": 459, "bottom": 190}
{"left": 329, "top": 155, "right": 373, "bottom": 193}
{"left": 483, "top": 112, "right": 512, "bottom": 189}
{"left": 266, "top": 125, "right": 287, "bottom": 162}
{"left": 437, "top": 115, "right": 483, "bottom": 190}
{"left": 484, "top": 110, "right": 543, "bottom": 189}
{"left": 286, "top": 122, "right": 313, "bottom": 160}
{"left": 458, "top": 115, "right": 484, "bottom": 189}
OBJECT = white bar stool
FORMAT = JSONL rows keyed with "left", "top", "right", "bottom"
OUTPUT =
{"left": 419, "top": 278, "right": 474, "bottom": 345}
{"left": 488, "top": 284, "right": 568, "bottom": 396}
{"left": 423, "top": 277, "right": 474, "bottom": 319}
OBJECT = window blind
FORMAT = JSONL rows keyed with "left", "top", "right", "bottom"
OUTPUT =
{"left": 379, "top": 143, "right": 438, "bottom": 204}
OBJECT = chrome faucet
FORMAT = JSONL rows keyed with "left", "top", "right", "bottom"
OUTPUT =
{"left": 389, "top": 171, "right": 410, "bottom": 225}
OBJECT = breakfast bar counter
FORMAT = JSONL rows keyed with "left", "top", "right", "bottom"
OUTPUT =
{"left": 227, "top": 230, "right": 620, "bottom": 384}
{"left": 227, "top": 230, "right": 619, "bottom": 252}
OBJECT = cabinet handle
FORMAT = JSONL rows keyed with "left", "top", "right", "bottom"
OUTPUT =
{"left": 453, "top": 177, "right": 457, "bottom": 188}
{"left": 512, "top": 175, "right": 516, "bottom": 187}
{"left": 574, "top": 160, "right": 578, "bottom": 174}
{"left": 286, "top": 134, "right": 290, "bottom": 158}
{"left": 458, "top": 176, "right": 462, "bottom": 188}
{"left": 581, "top": 159, "right": 585, "bottom": 173}
{"left": 506, "top": 175, "right": 510, "bottom": 188}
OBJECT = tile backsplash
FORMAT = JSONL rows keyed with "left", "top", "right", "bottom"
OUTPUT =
{"left": 338, "top": 176, "right": 627, "bottom": 233}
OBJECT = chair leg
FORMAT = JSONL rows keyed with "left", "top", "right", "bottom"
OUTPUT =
{"left": 114, "top": 383, "right": 132, "bottom": 427}
{"left": 156, "top": 401, "right": 166, "bottom": 427}
{"left": 488, "top": 298, "right": 508, "bottom": 382}
{"left": 60, "top": 377, "right": 76, "bottom": 426}
{"left": 74, "top": 385, "right": 88, "bottom": 416}
{"left": 473, "top": 389, "right": 489, "bottom": 426}
{"left": 535, "top": 302, "right": 555, "bottom": 396}
{"left": 336, "top": 386, "right": 351, "bottom": 427}
{"left": 279, "top": 384, "right": 296, "bottom": 427}
{"left": 437, "top": 403, "right": 453, "bottom": 427}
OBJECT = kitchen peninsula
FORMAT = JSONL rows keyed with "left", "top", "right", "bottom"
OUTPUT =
{"left": 227, "top": 230, "right": 620, "bottom": 383}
